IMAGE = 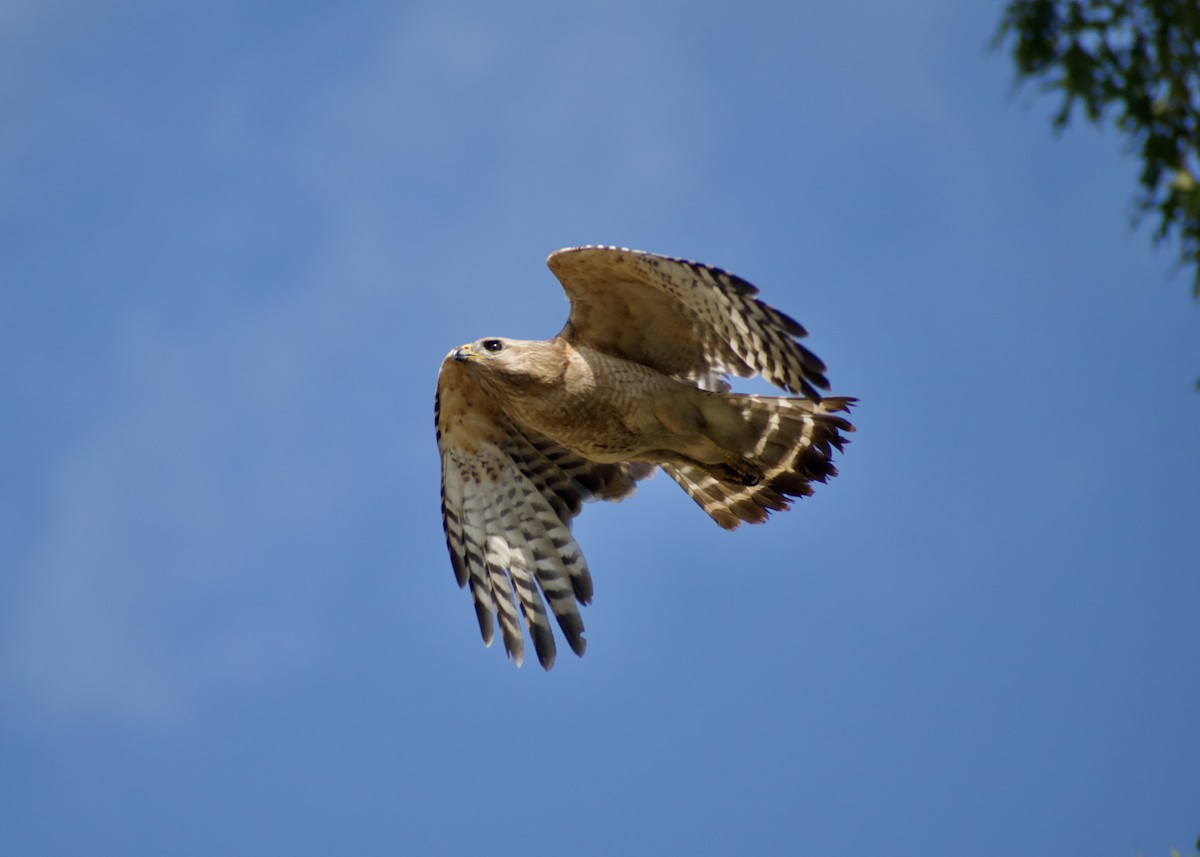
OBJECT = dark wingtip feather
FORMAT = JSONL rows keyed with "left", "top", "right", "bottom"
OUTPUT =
{"left": 772, "top": 305, "right": 810, "bottom": 338}
{"left": 557, "top": 614, "right": 588, "bottom": 658}
{"left": 532, "top": 624, "right": 558, "bottom": 671}
{"left": 470, "top": 591, "right": 494, "bottom": 645}
{"left": 447, "top": 546, "right": 469, "bottom": 588}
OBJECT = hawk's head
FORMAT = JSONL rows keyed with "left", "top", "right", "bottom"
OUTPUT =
{"left": 452, "top": 337, "right": 565, "bottom": 399}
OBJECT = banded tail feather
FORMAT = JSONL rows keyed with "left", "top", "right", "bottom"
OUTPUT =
{"left": 665, "top": 394, "right": 855, "bottom": 529}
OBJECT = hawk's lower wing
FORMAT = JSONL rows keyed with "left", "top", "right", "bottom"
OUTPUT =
{"left": 435, "top": 354, "right": 653, "bottom": 669}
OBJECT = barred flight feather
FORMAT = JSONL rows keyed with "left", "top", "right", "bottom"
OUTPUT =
{"left": 437, "top": 356, "right": 650, "bottom": 668}
{"left": 549, "top": 247, "right": 831, "bottom": 398}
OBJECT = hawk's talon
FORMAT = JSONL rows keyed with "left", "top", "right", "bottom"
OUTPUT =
{"left": 716, "top": 452, "right": 762, "bottom": 487}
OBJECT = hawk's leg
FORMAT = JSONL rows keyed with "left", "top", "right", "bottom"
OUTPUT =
{"left": 711, "top": 452, "right": 762, "bottom": 487}
{"left": 691, "top": 424, "right": 763, "bottom": 484}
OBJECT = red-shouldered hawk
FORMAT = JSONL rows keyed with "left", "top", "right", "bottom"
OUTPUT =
{"left": 435, "top": 246, "right": 854, "bottom": 669}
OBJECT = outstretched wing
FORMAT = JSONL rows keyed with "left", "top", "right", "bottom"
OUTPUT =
{"left": 548, "top": 246, "right": 830, "bottom": 398}
{"left": 435, "top": 352, "right": 652, "bottom": 670}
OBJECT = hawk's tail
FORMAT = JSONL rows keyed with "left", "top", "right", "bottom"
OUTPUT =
{"left": 662, "top": 395, "right": 855, "bottom": 529}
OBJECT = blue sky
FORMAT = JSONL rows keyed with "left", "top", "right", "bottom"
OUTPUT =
{"left": 2, "top": 0, "right": 1197, "bottom": 854}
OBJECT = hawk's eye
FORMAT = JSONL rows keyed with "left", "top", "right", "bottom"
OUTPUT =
{"left": 482, "top": 339, "right": 503, "bottom": 353}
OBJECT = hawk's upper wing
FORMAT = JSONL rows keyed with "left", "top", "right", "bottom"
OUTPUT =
{"left": 548, "top": 246, "right": 830, "bottom": 398}
{"left": 435, "top": 352, "right": 652, "bottom": 670}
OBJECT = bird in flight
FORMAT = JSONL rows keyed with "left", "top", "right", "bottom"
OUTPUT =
{"left": 435, "top": 246, "right": 854, "bottom": 669}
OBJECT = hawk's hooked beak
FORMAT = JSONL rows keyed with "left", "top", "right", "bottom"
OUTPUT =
{"left": 453, "top": 345, "right": 474, "bottom": 363}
